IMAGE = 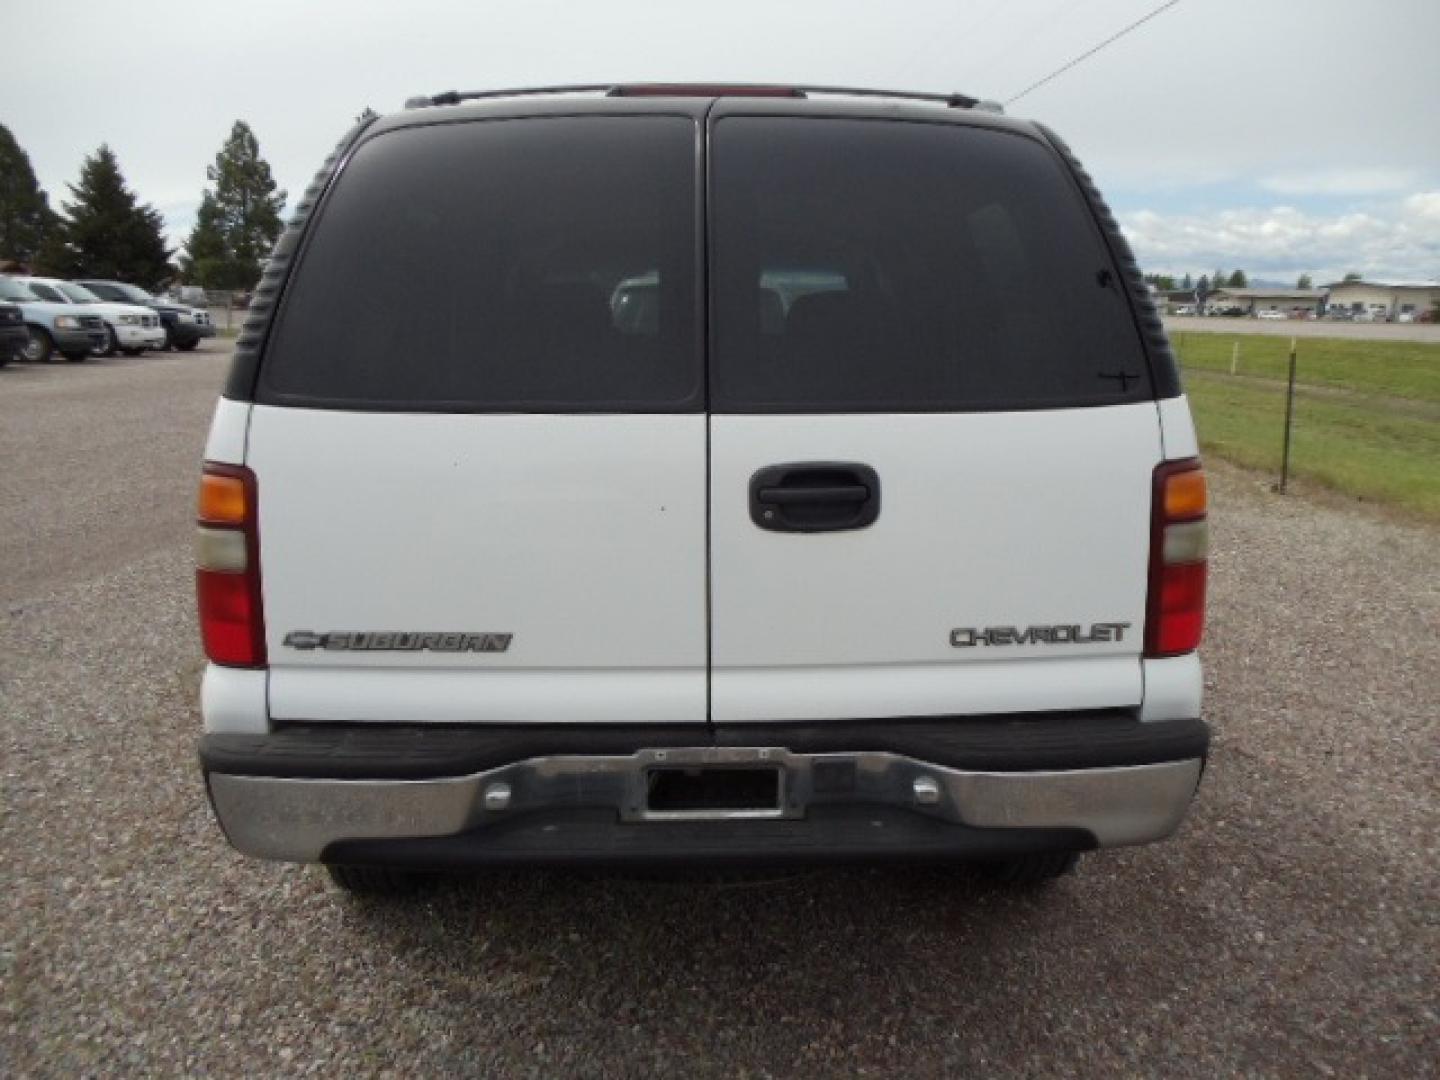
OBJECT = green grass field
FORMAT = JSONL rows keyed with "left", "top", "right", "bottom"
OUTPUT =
{"left": 1173, "top": 331, "right": 1440, "bottom": 404}
{"left": 1175, "top": 334, "right": 1440, "bottom": 519}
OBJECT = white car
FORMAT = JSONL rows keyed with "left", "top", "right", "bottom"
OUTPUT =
{"left": 11, "top": 276, "right": 167, "bottom": 356}
{"left": 1256, "top": 309, "right": 1287, "bottom": 320}
{"left": 195, "top": 84, "right": 1210, "bottom": 896}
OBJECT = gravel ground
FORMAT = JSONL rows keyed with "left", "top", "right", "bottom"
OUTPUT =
{"left": 2, "top": 347, "right": 1437, "bottom": 1076}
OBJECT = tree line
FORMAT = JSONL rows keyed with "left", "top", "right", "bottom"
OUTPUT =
{"left": 0, "top": 119, "right": 285, "bottom": 292}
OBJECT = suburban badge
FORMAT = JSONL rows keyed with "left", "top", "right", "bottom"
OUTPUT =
{"left": 283, "top": 631, "right": 512, "bottom": 653}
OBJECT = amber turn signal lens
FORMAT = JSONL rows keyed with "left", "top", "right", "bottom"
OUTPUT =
{"left": 198, "top": 472, "right": 247, "bottom": 524}
{"left": 1163, "top": 467, "right": 1207, "bottom": 521}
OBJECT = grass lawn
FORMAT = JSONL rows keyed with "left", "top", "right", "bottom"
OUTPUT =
{"left": 1184, "top": 373, "right": 1440, "bottom": 519}
{"left": 1171, "top": 331, "right": 1440, "bottom": 404}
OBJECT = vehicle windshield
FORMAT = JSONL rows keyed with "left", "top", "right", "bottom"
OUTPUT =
{"left": 57, "top": 282, "right": 103, "bottom": 303}
{"left": 0, "top": 279, "right": 38, "bottom": 301}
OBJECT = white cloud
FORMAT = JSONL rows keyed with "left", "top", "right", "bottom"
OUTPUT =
{"left": 1259, "top": 169, "right": 1418, "bottom": 196}
{"left": 1119, "top": 197, "right": 1440, "bottom": 282}
{"left": 1405, "top": 192, "right": 1440, "bottom": 225}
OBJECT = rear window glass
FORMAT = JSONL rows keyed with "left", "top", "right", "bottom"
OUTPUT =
{"left": 710, "top": 118, "right": 1150, "bottom": 412}
{"left": 260, "top": 117, "right": 701, "bottom": 411}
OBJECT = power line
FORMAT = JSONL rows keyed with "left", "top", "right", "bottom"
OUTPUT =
{"left": 1005, "top": 0, "right": 1182, "bottom": 107}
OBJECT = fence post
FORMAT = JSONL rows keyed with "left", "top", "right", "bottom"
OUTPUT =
{"left": 1278, "top": 337, "right": 1297, "bottom": 493}
{"left": 1230, "top": 341, "right": 1239, "bottom": 374}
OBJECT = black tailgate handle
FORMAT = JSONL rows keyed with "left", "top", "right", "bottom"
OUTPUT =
{"left": 749, "top": 463, "right": 881, "bottom": 533}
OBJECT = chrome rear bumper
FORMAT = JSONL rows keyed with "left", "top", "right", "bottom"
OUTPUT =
{"left": 207, "top": 745, "right": 1203, "bottom": 864}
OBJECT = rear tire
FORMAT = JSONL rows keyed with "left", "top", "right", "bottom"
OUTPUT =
{"left": 978, "top": 850, "right": 1081, "bottom": 886}
{"left": 324, "top": 863, "right": 429, "bottom": 897}
{"left": 22, "top": 327, "right": 53, "bottom": 363}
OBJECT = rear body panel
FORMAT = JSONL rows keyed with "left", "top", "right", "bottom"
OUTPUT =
{"left": 246, "top": 407, "right": 707, "bottom": 724}
{"left": 709, "top": 404, "right": 1160, "bottom": 721}
{"left": 202, "top": 95, "right": 1196, "bottom": 736}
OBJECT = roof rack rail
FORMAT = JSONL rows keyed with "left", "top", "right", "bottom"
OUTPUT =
{"left": 789, "top": 85, "right": 984, "bottom": 109}
{"left": 404, "top": 84, "right": 613, "bottom": 109}
{"left": 403, "top": 83, "right": 1001, "bottom": 112}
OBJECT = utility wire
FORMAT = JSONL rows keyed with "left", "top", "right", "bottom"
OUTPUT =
{"left": 1005, "top": 0, "right": 1182, "bottom": 106}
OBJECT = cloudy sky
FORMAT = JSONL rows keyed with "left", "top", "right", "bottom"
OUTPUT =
{"left": 5, "top": 0, "right": 1438, "bottom": 284}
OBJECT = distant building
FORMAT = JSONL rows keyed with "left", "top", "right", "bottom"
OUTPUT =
{"left": 1324, "top": 279, "right": 1440, "bottom": 320}
{"left": 1207, "top": 287, "right": 1326, "bottom": 315}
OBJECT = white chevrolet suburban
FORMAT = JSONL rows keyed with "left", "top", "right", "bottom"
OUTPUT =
{"left": 196, "top": 84, "right": 1210, "bottom": 895}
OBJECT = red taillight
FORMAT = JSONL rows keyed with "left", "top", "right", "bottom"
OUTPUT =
{"left": 195, "top": 463, "right": 265, "bottom": 667}
{"left": 1145, "top": 459, "right": 1208, "bottom": 658}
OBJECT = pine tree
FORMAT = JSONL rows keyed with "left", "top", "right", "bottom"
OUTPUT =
{"left": 52, "top": 145, "right": 173, "bottom": 287}
{"left": 182, "top": 192, "right": 230, "bottom": 288}
{"left": 1180, "top": 272, "right": 1193, "bottom": 290}
{"left": 1226, "top": 269, "right": 1247, "bottom": 287}
{"left": 1212, "top": 270, "right": 1226, "bottom": 291}
{"left": 181, "top": 121, "right": 286, "bottom": 289}
{"left": 0, "top": 122, "right": 62, "bottom": 266}
{"left": 1296, "top": 273, "right": 1313, "bottom": 289}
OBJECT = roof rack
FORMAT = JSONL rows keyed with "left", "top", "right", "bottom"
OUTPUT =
{"left": 403, "top": 83, "right": 1002, "bottom": 113}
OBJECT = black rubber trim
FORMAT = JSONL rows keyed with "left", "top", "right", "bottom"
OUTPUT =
{"left": 1033, "top": 123, "right": 1182, "bottom": 401}
{"left": 199, "top": 713, "right": 1208, "bottom": 781}
{"left": 714, "top": 715, "right": 1208, "bottom": 771}
{"left": 321, "top": 805, "right": 1095, "bottom": 870}
{"left": 223, "top": 113, "right": 380, "bottom": 401}
{"left": 200, "top": 724, "right": 707, "bottom": 780}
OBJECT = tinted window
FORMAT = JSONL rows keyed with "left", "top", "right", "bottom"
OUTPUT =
{"left": 262, "top": 117, "right": 700, "bottom": 411}
{"left": 711, "top": 119, "right": 1150, "bottom": 412}
{"left": 28, "top": 283, "right": 65, "bottom": 303}
{"left": 58, "top": 283, "right": 101, "bottom": 303}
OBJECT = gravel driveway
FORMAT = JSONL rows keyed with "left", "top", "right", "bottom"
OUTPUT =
{"left": 2, "top": 347, "right": 1436, "bottom": 1076}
